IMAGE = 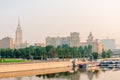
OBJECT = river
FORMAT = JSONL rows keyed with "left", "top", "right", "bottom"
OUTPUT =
{"left": 0, "top": 66, "right": 120, "bottom": 80}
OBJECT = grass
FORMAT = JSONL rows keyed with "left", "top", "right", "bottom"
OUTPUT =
{"left": 0, "top": 58, "right": 27, "bottom": 63}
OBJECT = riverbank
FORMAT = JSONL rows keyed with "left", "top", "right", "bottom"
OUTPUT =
{"left": 0, "top": 60, "right": 89, "bottom": 78}
{"left": 0, "top": 61, "right": 72, "bottom": 73}
{"left": 0, "top": 59, "right": 90, "bottom": 72}
{"left": 0, "top": 60, "right": 74, "bottom": 78}
{"left": 0, "top": 67, "right": 72, "bottom": 78}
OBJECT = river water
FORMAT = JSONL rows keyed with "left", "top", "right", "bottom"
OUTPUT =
{"left": 0, "top": 67, "right": 120, "bottom": 80}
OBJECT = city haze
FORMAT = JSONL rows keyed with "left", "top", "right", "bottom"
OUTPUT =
{"left": 0, "top": 0, "right": 120, "bottom": 46}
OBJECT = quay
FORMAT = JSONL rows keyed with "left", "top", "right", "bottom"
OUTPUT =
{"left": 0, "top": 60, "right": 88, "bottom": 78}
{"left": 0, "top": 59, "right": 90, "bottom": 78}
{"left": 0, "top": 60, "right": 72, "bottom": 78}
{"left": 0, "top": 61, "right": 72, "bottom": 73}
{"left": 0, "top": 67, "right": 72, "bottom": 78}
{"left": 0, "top": 59, "right": 89, "bottom": 73}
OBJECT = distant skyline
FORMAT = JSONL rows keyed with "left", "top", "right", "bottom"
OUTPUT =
{"left": 0, "top": 0, "right": 120, "bottom": 46}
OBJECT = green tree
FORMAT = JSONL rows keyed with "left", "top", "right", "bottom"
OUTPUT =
{"left": 84, "top": 46, "right": 88, "bottom": 58}
{"left": 106, "top": 49, "right": 112, "bottom": 58}
{"left": 78, "top": 46, "right": 84, "bottom": 58}
{"left": 88, "top": 45, "right": 92, "bottom": 57}
{"left": 61, "top": 44, "right": 71, "bottom": 58}
{"left": 46, "top": 46, "right": 57, "bottom": 58}
{"left": 41, "top": 47, "right": 47, "bottom": 60}
{"left": 13, "top": 49, "right": 21, "bottom": 58}
{"left": 6, "top": 49, "right": 13, "bottom": 58}
{"left": 34, "top": 46, "right": 42, "bottom": 59}
{"left": 101, "top": 50, "right": 106, "bottom": 58}
{"left": 92, "top": 52, "right": 99, "bottom": 59}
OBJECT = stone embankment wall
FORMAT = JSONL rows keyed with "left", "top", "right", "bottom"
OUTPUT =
{"left": 0, "top": 61, "right": 73, "bottom": 73}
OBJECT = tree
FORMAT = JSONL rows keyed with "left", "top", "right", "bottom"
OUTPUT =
{"left": 41, "top": 47, "right": 47, "bottom": 60}
{"left": 6, "top": 49, "right": 13, "bottom": 58}
{"left": 13, "top": 49, "right": 21, "bottom": 58}
{"left": 78, "top": 46, "right": 84, "bottom": 58}
{"left": 56, "top": 46, "right": 62, "bottom": 58}
{"left": 35, "top": 46, "right": 42, "bottom": 58}
{"left": 19, "top": 48, "right": 27, "bottom": 59}
{"left": 84, "top": 46, "right": 88, "bottom": 58}
{"left": 106, "top": 49, "right": 112, "bottom": 58}
{"left": 88, "top": 45, "right": 92, "bottom": 57}
{"left": 61, "top": 44, "right": 71, "bottom": 58}
{"left": 92, "top": 52, "right": 99, "bottom": 59}
{"left": 101, "top": 50, "right": 106, "bottom": 58}
{"left": 0, "top": 49, "right": 6, "bottom": 58}
{"left": 46, "top": 46, "right": 56, "bottom": 58}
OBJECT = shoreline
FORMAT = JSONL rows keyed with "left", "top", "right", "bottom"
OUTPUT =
{"left": 0, "top": 60, "right": 88, "bottom": 78}
{"left": 0, "top": 67, "right": 72, "bottom": 79}
{"left": 0, "top": 61, "right": 72, "bottom": 73}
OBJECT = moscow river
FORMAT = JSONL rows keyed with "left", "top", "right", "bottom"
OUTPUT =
{"left": 0, "top": 66, "right": 120, "bottom": 80}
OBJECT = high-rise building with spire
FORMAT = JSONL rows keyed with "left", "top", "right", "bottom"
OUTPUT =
{"left": 15, "top": 18, "right": 23, "bottom": 49}
{"left": 81, "top": 32, "right": 103, "bottom": 54}
{"left": 87, "top": 32, "right": 94, "bottom": 43}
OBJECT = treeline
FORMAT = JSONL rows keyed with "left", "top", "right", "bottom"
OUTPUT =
{"left": 0, "top": 45, "right": 112, "bottom": 60}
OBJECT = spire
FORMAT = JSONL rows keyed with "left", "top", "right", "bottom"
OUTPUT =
{"left": 18, "top": 17, "right": 20, "bottom": 27}
{"left": 89, "top": 32, "right": 92, "bottom": 36}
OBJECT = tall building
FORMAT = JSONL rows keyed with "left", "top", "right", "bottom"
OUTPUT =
{"left": 70, "top": 32, "right": 80, "bottom": 47}
{"left": 101, "top": 38, "right": 116, "bottom": 50}
{"left": 87, "top": 32, "right": 94, "bottom": 43}
{"left": 15, "top": 18, "right": 23, "bottom": 49}
{"left": 0, "top": 37, "right": 14, "bottom": 49}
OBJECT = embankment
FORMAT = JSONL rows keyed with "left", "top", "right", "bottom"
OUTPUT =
{"left": 0, "top": 61, "right": 72, "bottom": 73}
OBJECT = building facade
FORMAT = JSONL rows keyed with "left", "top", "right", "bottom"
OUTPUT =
{"left": 46, "top": 37, "right": 56, "bottom": 46}
{"left": 70, "top": 32, "right": 80, "bottom": 47}
{"left": 46, "top": 36, "right": 70, "bottom": 47}
{"left": 34, "top": 43, "right": 46, "bottom": 47}
{"left": 46, "top": 32, "right": 80, "bottom": 47}
{"left": 0, "top": 37, "right": 14, "bottom": 49}
{"left": 112, "top": 49, "right": 120, "bottom": 57}
{"left": 101, "top": 38, "right": 116, "bottom": 50}
{"left": 21, "top": 41, "right": 29, "bottom": 48}
{"left": 46, "top": 32, "right": 103, "bottom": 54}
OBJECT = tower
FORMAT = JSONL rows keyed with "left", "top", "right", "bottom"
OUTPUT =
{"left": 87, "top": 32, "right": 94, "bottom": 43}
{"left": 15, "top": 18, "right": 23, "bottom": 49}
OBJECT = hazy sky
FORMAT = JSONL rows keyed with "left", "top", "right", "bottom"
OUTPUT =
{"left": 0, "top": 0, "right": 120, "bottom": 45}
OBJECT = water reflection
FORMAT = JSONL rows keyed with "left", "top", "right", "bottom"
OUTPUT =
{"left": 35, "top": 67, "right": 100, "bottom": 80}
{"left": 36, "top": 71, "right": 80, "bottom": 80}
{"left": 15, "top": 77, "right": 22, "bottom": 80}
{"left": 1, "top": 67, "right": 120, "bottom": 80}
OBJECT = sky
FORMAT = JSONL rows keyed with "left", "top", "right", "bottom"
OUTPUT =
{"left": 0, "top": 0, "right": 120, "bottom": 46}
